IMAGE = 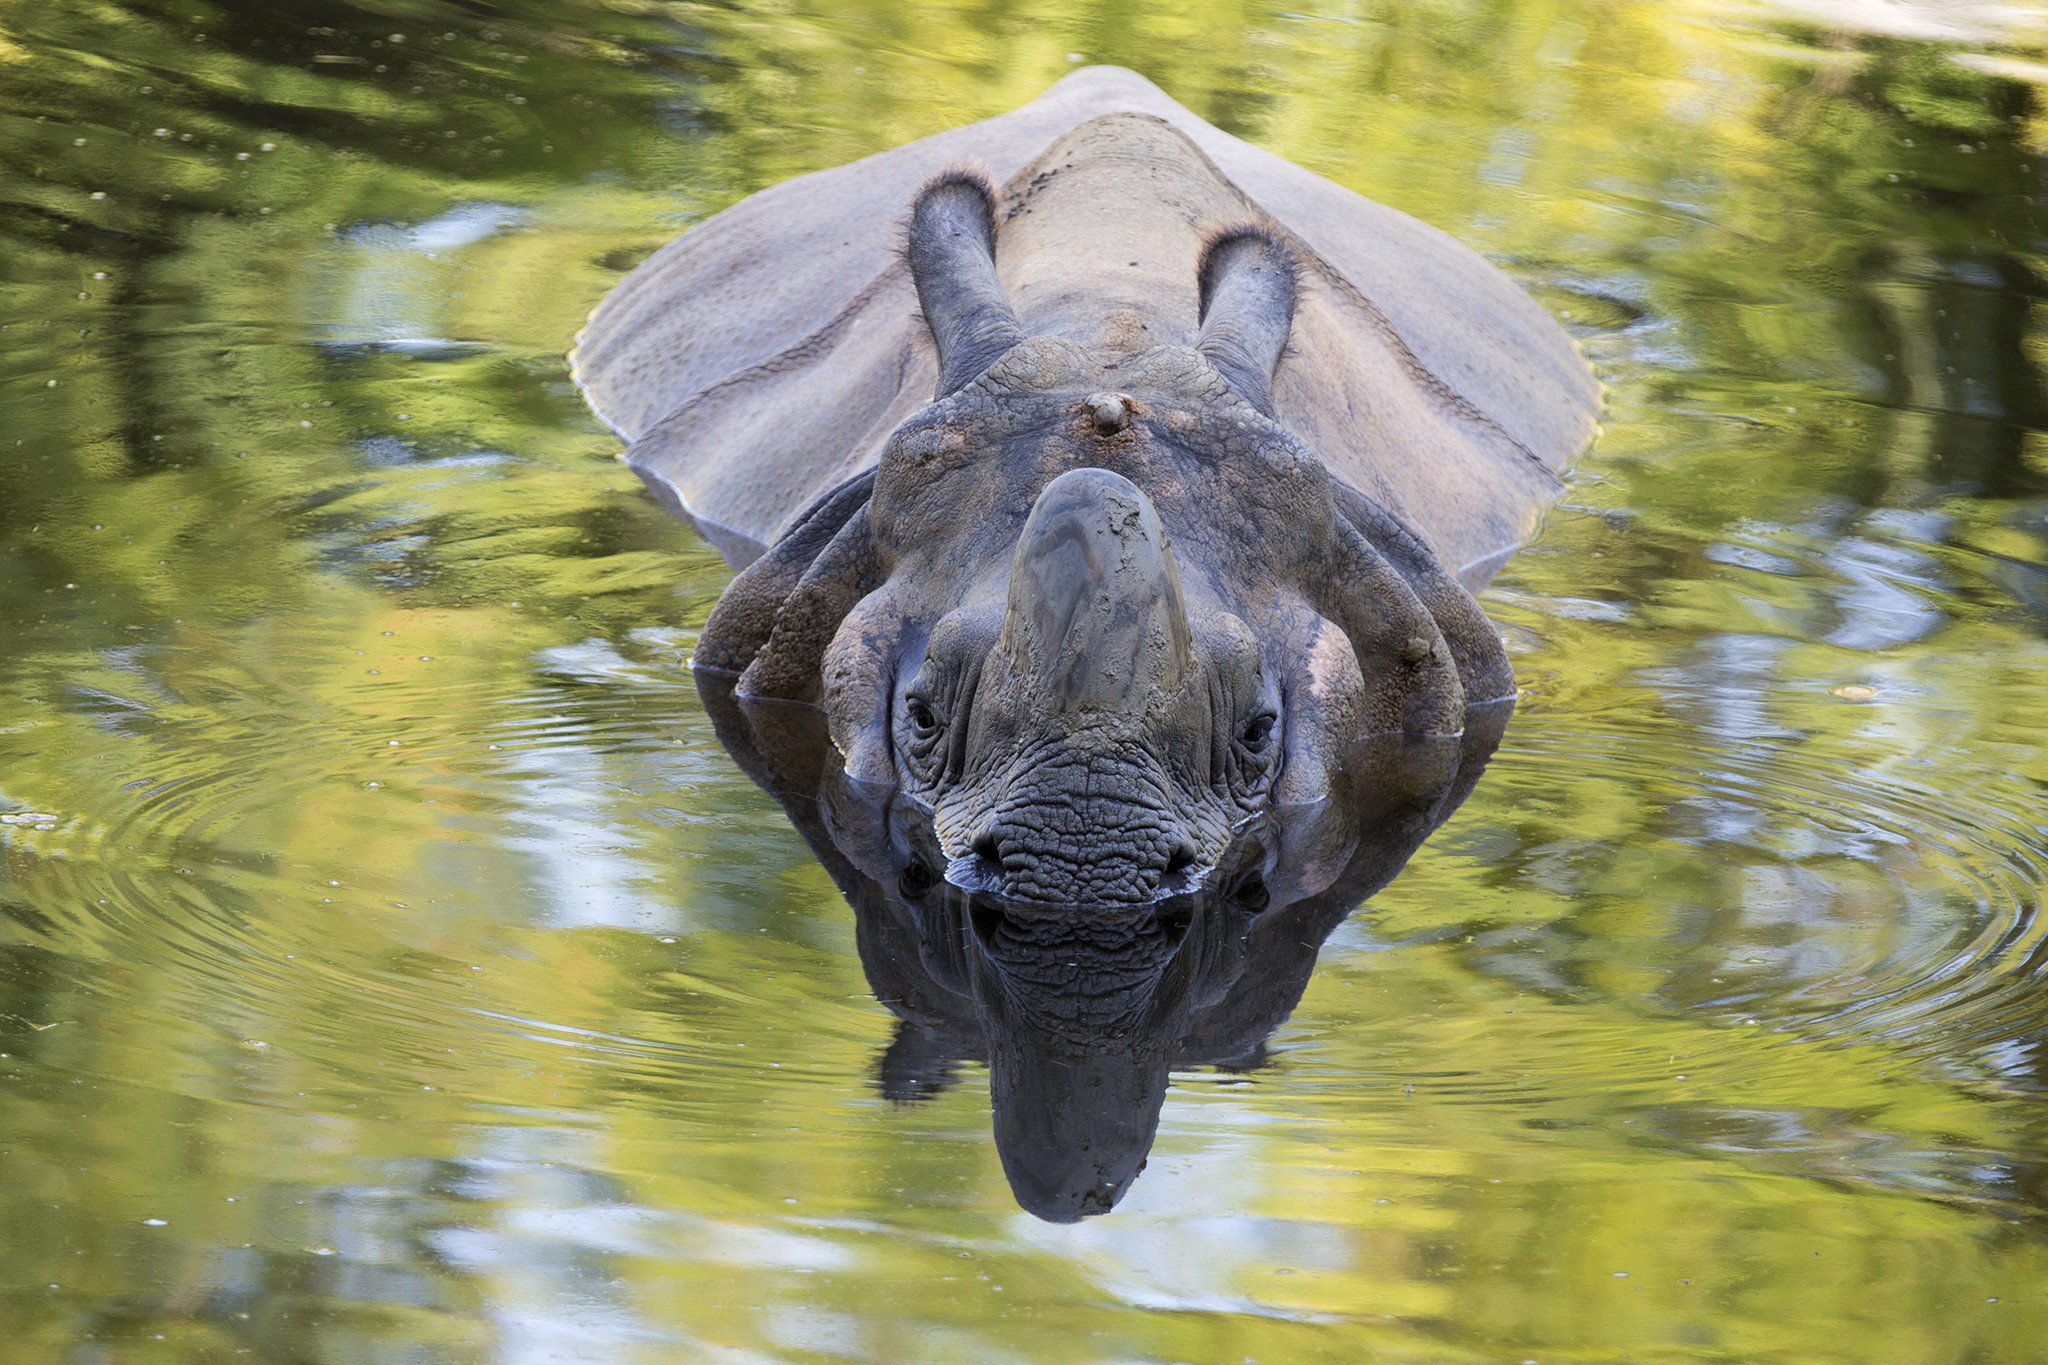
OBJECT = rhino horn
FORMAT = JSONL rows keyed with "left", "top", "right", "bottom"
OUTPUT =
{"left": 998, "top": 468, "right": 1193, "bottom": 713}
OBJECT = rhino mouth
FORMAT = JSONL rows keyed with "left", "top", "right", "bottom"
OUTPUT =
{"left": 942, "top": 839, "right": 1207, "bottom": 904}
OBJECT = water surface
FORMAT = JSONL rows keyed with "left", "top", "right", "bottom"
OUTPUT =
{"left": 3, "top": 0, "right": 2048, "bottom": 1360}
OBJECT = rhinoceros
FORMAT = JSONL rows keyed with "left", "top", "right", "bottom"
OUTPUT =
{"left": 573, "top": 65, "right": 1599, "bottom": 907}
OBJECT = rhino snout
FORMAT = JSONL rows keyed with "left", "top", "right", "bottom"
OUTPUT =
{"left": 957, "top": 793, "right": 1201, "bottom": 905}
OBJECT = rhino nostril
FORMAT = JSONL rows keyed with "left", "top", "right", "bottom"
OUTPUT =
{"left": 972, "top": 831, "right": 1002, "bottom": 865}
{"left": 898, "top": 858, "right": 935, "bottom": 899}
{"left": 1164, "top": 841, "right": 1197, "bottom": 876}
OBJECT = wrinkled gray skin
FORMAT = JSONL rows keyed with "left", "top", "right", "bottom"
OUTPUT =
{"left": 694, "top": 174, "right": 1512, "bottom": 904}
{"left": 576, "top": 70, "right": 1597, "bottom": 907}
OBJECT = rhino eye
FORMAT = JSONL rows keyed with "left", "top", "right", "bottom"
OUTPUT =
{"left": 898, "top": 688, "right": 949, "bottom": 792}
{"left": 1240, "top": 712, "right": 1276, "bottom": 751}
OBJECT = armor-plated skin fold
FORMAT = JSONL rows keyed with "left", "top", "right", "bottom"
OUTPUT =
{"left": 578, "top": 68, "right": 1600, "bottom": 907}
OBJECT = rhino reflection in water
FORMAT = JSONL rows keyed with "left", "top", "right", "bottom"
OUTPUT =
{"left": 573, "top": 66, "right": 1597, "bottom": 1215}
{"left": 702, "top": 679, "right": 1508, "bottom": 1221}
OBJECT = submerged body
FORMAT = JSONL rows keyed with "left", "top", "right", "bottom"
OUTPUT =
{"left": 574, "top": 66, "right": 1599, "bottom": 906}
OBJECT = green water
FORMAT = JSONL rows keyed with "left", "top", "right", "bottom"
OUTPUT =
{"left": 4, "top": 0, "right": 2048, "bottom": 1359}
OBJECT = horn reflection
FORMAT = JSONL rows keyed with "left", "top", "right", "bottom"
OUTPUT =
{"left": 698, "top": 673, "right": 1507, "bottom": 1220}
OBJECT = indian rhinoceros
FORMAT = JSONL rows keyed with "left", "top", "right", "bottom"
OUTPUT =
{"left": 573, "top": 65, "right": 1599, "bottom": 907}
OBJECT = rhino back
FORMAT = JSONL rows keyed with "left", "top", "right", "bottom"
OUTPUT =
{"left": 986, "top": 111, "right": 1585, "bottom": 583}
{"left": 573, "top": 66, "right": 1598, "bottom": 574}
{"left": 989, "top": 113, "right": 1229, "bottom": 353}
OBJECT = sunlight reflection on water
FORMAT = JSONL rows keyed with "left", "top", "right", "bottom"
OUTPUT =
{"left": 2, "top": 0, "right": 2047, "bottom": 1360}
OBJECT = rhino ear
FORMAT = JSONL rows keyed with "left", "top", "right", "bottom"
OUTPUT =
{"left": 907, "top": 170, "right": 1024, "bottom": 398}
{"left": 1196, "top": 227, "right": 1296, "bottom": 416}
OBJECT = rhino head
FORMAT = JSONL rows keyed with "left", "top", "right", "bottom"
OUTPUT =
{"left": 699, "top": 173, "right": 1510, "bottom": 906}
